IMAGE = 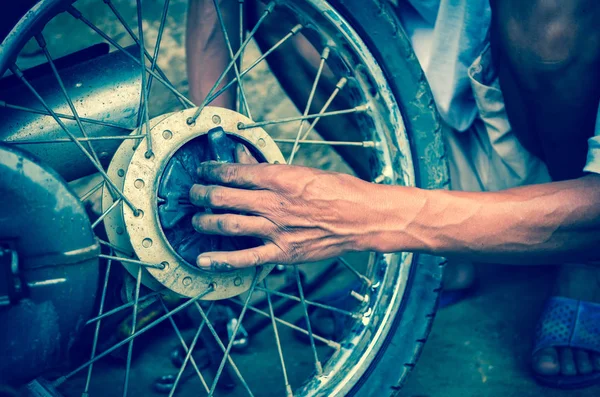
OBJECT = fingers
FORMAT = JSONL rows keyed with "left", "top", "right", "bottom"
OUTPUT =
{"left": 192, "top": 213, "right": 274, "bottom": 238}
{"left": 235, "top": 143, "right": 259, "bottom": 164}
{"left": 189, "top": 184, "right": 268, "bottom": 212}
{"left": 198, "top": 162, "right": 269, "bottom": 188}
{"left": 196, "top": 244, "right": 282, "bottom": 270}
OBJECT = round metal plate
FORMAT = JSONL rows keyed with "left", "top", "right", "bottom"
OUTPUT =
{"left": 103, "top": 115, "right": 169, "bottom": 292}
{"left": 122, "top": 107, "right": 285, "bottom": 300}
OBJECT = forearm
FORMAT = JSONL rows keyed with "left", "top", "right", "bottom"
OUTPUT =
{"left": 186, "top": 0, "right": 238, "bottom": 107}
{"left": 368, "top": 174, "right": 600, "bottom": 264}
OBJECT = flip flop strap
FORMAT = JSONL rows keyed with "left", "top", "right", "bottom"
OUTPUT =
{"left": 533, "top": 296, "right": 600, "bottom": 355}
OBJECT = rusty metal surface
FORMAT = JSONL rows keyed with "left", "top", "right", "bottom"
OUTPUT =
{"left": 118, "top": 107, "right": 285, "bottom": 300}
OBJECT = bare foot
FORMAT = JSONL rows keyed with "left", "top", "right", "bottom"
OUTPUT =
{"left": 532, "top": 264, "right": 600, "bottom": 377}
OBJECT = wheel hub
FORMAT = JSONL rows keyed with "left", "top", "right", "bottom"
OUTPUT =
{"left": 105, "top": 107, "right": 285, "bottom": 299}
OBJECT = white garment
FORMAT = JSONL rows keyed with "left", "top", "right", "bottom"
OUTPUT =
{"left": 396, "top": 0, "right": 600, "bottom": 183}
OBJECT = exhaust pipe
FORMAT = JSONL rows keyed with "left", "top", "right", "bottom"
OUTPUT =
{"left": 0, "top": 44, "right": 141, "bottom": 181}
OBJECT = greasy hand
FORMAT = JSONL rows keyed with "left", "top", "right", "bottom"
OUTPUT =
{"left": 189, "top": 145, "right": 382, "bottom": 270}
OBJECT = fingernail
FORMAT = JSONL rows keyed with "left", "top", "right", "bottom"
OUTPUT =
{"left": 197, "top": 256, "right": 211, "bottom": 267}
{"left": 241, "top": 144, "right": 251, "bottom": 155}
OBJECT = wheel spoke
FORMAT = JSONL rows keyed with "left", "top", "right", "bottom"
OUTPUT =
{"left": 166, "top": 302, "right": 210, "bottom": 397}
{"left": 189, "top": 1, "right": 277, "bottom": 124}
{"left": 229, "top": 299, "right": 341, "bottom": 349}
{"left": 212, "top": 0, "right": 252, "bottom": 119}
{"left": 91, "top": 198, "right": 121, "bottom": 229}
{"left": 122, "top": 265, "right": 143, "bottom": 397}
{"left": 35, "top": 33, "right": 104, "bottom": 171}
{"left": 338, "top": 257, "right": 373, "bottom": 287}
{"left": 8, "top": 64, "right": 137, "bottom": 211}
{"left": 103, "top": 0, "right": 187, "bottom": 110}
{"left": 8, "top": 135, "right": 145, "bottom": 145}
{"left": 53, "top": 286, "right": 215, "bottom": 387}
{"left": 238, "top": 104, "right": 365, "bottom": 129}
{"left": 193, "top": 302, "right": 254, "bottom": 397}
{"left": 263, "top": 280, "right": 293, "bottom": 396}
{"left": 293, "top": 266, "right": 322, "bottom": 374}
{"left": 68, "top": 6, "right": 194, "bottom": 109}
{"left": 85, "top": 290, "right": 164, "bottom": 326}
{"left": 236, "top": 0, "right": 245, "bottom": 114}
{"left": 288, "top": 47, "right": 329, "bottom": 164}
{"left": 134, "top": 0, "right": 153, "bottom": 157}
{"left": 36, "top": 32, "right": 121, "bottom": 202}
{"left": 144, "top": 0, "right": 171, "bottom": 102}
{"left": 205, "top": 23, "right": 303, "bottom": 108}
{"left": 274, "top": 138, "right": 375, "bottom": 147}
{"left": 97, "top": 239, "right": 134, "bottom": 257}
{"left": 82, "top": 255, "right": 113, "bottom": 396}
{"left": 0, "top": 101, "right": 133, "bottom": 130}
{"left": 79, "top": 180, "right": 104, "bottom": 202}
{"left": 255, "top": 285, "right": 360, "bottom": 319}
{"left": 98, "top": 254, "right": 165, "bottom": 269}
{"left": 292, "top": 78, "right": 350, "bottom": 159}
{"left": 159, "top": 298, "right": 212, "bottom": 394}
{"left": 209, "top": 271, "right": 259, "bottom": 395}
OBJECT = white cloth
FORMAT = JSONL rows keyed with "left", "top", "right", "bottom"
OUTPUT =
{"left": 396, "top": 0, "right": 600, "bottom": 180}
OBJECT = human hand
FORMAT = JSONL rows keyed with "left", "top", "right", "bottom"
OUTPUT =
{"left": 189, "top": 146, "right": 386, "bottom": 270}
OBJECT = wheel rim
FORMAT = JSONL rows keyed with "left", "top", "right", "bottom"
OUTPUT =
{"left": 0, "top": 1, "right": 416, "bottom": 395}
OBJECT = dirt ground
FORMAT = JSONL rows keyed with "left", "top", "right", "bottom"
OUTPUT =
{"left": 14, "top": 0, "right": 600, "bottom": 396}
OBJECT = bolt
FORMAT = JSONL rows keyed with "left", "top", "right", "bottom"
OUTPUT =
{"left": 182, "top": 277, "right": 192, "bottom": 286}
{"left": 212, "top": 115, "right": 221, "bottom": 124}
{"left": 162, "top": 130, "right": 173, "bottom": 140}
{"left": 117, "top": 169, "right": 125, "bottom": 177}
{"left": 161, "top": 261, "right": 169, "bottom": 270}
{"left": 134, "top": 179, "right": 145, "bottom": 189}
{"left": 233, "top": 277, "right": 243, "bottom": 286}
{"left": 350, "top": 290, "right": 369, "bottom": 303}
{"left": 373, "top": 174, "right": 385, "bottom": 184}
{"left": 135, "top": 209, "right": 144, "bottom": 218}
{"left": 361, "top": 307, "right": 373, "bottom": 323}
{"left": 142, "top": 238, "right": 152, "bottom": 248}
{"left": 257, "top": 138, "right": 266, "bottom": 148}
{"left": 116, "top": 227, "right": 124, "bottom": 235}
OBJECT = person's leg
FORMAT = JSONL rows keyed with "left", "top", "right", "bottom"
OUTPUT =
{"left": 186, "top": 0, "right": 239, "bottom": 108}
{"left": 491, "top": 0, "right": 600, "bottom": 378}
{"left": 490, "top": 0, "right": 600, "bottom": 180}
{"left": 248, "top": 5, "right": 374, "bottom": 179}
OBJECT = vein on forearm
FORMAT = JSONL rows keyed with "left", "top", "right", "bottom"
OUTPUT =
{"left": 384, "top": 174, "right": 600, "bottom": 264}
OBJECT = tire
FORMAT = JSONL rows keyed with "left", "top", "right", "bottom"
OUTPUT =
{"left": 323, "top": 1, "right": 448, "bottom": 395}
{"left": 0, "top": 0, "right": 448, "bottom": 395}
